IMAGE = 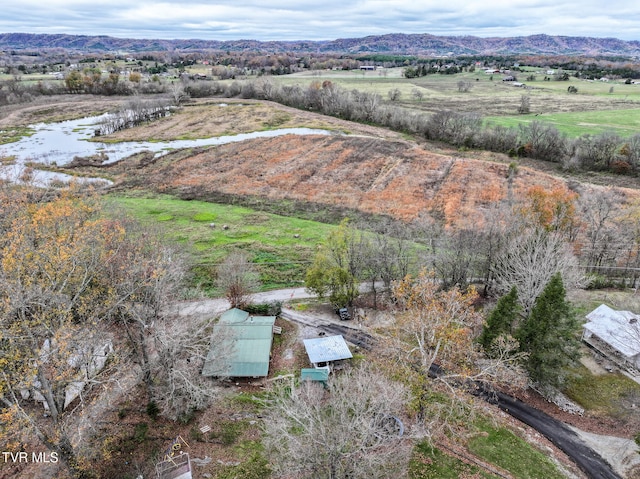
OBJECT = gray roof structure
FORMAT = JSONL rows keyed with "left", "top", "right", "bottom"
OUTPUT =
{"left": 583, "top": 304, "right": 640, "bottom": 359}
{"left": 303, "top": 335, "right": 352, "bottom": 364}
{"left": 202, "top": 308, "right": 276, "bottom": 378}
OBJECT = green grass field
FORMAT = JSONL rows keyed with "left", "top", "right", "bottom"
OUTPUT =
{"left": 485, "top": 108, "right": 640, "bottom": 137}
{"left": 108, "top": 193, "right": 338, "bottom": 292}
{"left": 564, "top": 364, "right": 640, "bottom": 417}
{"left": 274, "top": 68, "right": 640, "bottom": 137}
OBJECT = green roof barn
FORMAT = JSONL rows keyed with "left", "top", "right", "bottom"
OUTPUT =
{"left": 202, "top": 308, "right": 276, "bottom": 378}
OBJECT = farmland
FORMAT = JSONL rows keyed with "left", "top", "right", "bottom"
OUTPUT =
{"left": 3, "top": 59, "right": 640, "bottom": 479}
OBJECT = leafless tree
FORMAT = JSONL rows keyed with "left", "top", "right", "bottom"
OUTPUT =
{"left": 517, "top": 95, "right": 531, "bottom": 114}
{"left": 151, "top": 314, "right": 233, "bottom": 420}
{"left": 517, "top": 121, "right": 568, "bottom": 162}
{"left": 216, "top": 251, "right": 261, "bottom": 309}
{"left": 432, "top": 228, "right": 483, "bottom": 290}
{"left": 457, "top": 80, "right": 473, "bottom": 93}
{"left": 263, "top": 365, "right": 411, "bottom": 479}
{"left": 577, "top": 187, "right": 623, "bottom": 273}
{"left": 387, "top": 88, "right": 402, "bottom": 102}
{"left": 493, "top": 229, "right": 585, "bottom": 315}
{"left": 169, "top": 80, "right": 190, "bottom": 105}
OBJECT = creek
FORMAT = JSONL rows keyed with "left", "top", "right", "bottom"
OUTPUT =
{"left": 0, "top": 112, "right": 335, "bottom": 186}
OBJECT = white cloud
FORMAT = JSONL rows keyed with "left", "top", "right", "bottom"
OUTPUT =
{"left": 0, "top": 0, "right": 638, "bottom": 41}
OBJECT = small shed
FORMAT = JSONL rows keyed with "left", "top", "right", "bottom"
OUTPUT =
{"left": 202, "top": 308, "right": 276, "bottom": 378}
{"left": 303, "top": 335, "right": 353, "bottom": 368}
{"left": 301, "top": 367, "right": 330, "bottom": 385}
{"left": 582, "top": 304, "right": 640, "bottom": 370}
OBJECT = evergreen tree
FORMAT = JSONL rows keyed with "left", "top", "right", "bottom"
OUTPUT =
{"left": 516, "top": 273, "right": 580, "bottom": 388}
{"left": 479, "top": 286, "right": 520, "bottom": 355}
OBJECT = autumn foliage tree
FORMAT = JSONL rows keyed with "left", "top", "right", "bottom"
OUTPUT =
{"left": 386, "top": 270, "right": 527, "bottom": 432}
{"left": 0, "top": 188, "right": 121, "bottom": 475}
{"left": 0, "top": 186, "right": 195, "bottom": 476}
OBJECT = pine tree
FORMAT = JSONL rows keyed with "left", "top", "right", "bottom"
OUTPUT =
{"left": 516, "top": 273, "right": 580, "bottom": 388}
{"left": 479, "top": 286, "right": 520, "bottom": 355}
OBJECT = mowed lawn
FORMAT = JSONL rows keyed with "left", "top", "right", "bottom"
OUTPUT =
{"left": 485, "top": 108, "right": 640, "bottom": 137}
{"left": 108, "top": 194, "right": 337, "bottom": 291}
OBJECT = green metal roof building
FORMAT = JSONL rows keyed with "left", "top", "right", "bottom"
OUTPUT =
{"left": 202, "top": 308, "right": 276, "bottom": 378}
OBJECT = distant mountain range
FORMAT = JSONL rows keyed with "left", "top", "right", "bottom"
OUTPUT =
{"left": 2, "top": 32, "right": 640, "bottom": 57}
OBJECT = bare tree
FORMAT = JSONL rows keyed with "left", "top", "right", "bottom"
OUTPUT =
{"left": 216, "top": 251, "right": 261, "bottom": 309}
{"left": 577, "top": 187, "right": 623, "bottom": 273}
{"left": 151, "top": 314, "right": 233, "bottom": 420}
{"left": 493, "top": 229, "right": 585, "bottom": 315}
{"left": 517, "top": 95, "right": 531, "bottom": 114}
{"left": 457, "top": 80, "right": 473, "bottom": 93}
{"left": 263, "top": 365, "right": 410, "bottom": 479}
{"left": 387, "top": 88, "right": 402, "bottom": 102}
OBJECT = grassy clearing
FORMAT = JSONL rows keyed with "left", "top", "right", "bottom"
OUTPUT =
{"left": 107, "top": 193, "right": 337, "bottom": 292}
{"left": 467, "top": 420, "right": 565, "bottom": 479}
{"left": 409, "top": 442, "right": 496, "bottom": 479}
{"left": 564, "top": 364, "right": 640, "bottom": 417}
{"left": 485, "top": 108, "right": 640, "bottom": 137}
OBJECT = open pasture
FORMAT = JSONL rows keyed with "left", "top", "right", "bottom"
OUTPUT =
{"left": 279, "top": 68, "right": 640, "bottom": 136}
{"left": 109, "top": 193, "right": 337, "bottom": 291}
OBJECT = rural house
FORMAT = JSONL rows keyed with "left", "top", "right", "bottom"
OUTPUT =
{"left": 202, "top": 308, "right": 276, "bottom": 378}
{"left": 582, "top": 304, "right": 640, "bottom": 370}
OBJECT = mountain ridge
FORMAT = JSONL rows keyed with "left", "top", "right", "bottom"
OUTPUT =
{"left": 1, "top": 32, "right": 640, "bottom": 56}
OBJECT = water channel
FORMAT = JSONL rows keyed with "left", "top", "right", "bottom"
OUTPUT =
{"left": 0, "top": 111, "right": 336, "bottom": 186}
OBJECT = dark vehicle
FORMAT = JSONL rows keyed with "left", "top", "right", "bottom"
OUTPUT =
{"left": 337, "top": 307, "right": 351, "bottom": 321}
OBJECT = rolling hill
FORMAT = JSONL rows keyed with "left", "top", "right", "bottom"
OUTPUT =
{"left": 2, "top": 32, "right": 640, "bottom": 56}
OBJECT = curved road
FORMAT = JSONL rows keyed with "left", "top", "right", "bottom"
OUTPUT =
{"left": 491, "top": 391, "right": 621, "bottom": 479}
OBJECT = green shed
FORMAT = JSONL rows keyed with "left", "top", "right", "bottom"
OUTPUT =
{"left": 300, "top": 367, "right": 329, "bottom": 384}
{"left": 202, "top": 308, "right": 276, "bottom": 378}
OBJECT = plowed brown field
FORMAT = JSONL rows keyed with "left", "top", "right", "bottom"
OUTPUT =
{"left": 108, "top": 131, "right": 638, "bottom": 227}
{"left": 9, "top": 95, "right": 637, "bottom": 226}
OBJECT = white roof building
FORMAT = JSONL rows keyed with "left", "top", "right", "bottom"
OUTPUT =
{"left": 582, "top": 304, "right": 640, "bottom": 370}
{"left": 303, "top": 335, "right": 353, "bottom": 367}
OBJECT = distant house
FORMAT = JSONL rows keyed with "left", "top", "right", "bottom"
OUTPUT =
{"left": 202, "top": 308, "right": 276, "bottom": 378}
{"left": 303, "top": 335, "right": 353, "bottom": 369}
{"left": 582, "top": 304, "right": 640, "bottom": 370}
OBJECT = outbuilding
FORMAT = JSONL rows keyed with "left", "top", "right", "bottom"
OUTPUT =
{"left": 303, "top": 335, "right": 353, "bottom": 369}
{"left": 202, "top": 308, "right": 276, "bottom": 378}
{"left": 582, "top": 304, "right": 640, "bottom": 370}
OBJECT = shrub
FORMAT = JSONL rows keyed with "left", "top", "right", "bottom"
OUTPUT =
{"left": 146, "top": 400, "right": 160, "bottom": 420}
{"left": 244, "top": 301, "right": 282, "bottom": 316}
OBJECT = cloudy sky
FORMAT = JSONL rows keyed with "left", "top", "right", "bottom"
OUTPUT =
{"left": 2, "top": 0, "right": 639, "bottom": 42}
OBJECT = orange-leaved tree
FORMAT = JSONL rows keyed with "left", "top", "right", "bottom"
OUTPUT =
{"left": 384, "top": 270, "right": 526, "bottom": 437}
